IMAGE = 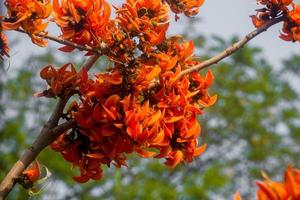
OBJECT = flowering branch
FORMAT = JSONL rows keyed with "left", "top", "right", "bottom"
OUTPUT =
{"left": 173, "top": 16, "right": 285, "bottom": 82}
{"left": 0, "top": 54, "right": 100, "bottom": 200}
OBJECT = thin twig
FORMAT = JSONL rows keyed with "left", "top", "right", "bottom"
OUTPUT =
{"left": 15, "top": 29, "right": 101, "bottom": 53}
{"left": 0, "top": 54, "right": 100, "bottom": 199}
{"left": 172, "top": 16, "right": 285, "bottom": 82}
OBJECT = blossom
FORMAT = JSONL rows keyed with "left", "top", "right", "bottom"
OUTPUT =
{"left": 252, "top": 0, "right": 300, "bottom": 42}
{"left": 256, "top": 167, "right": 300, "bottom": 200}
{"left": 52, "top": 0, "right": 111, "bottom": 51}
{"left": 37, "top": 63, "right": 83, "bottom": 97}
{"left": 233, "top": 192, "right": 242, "bottom": 200}
{"left": 251, "top": 0, "right": 293, "bottom": 28}
{"left": 235, "top": 166, "right": 300, "bottom": 200}
{"left": 283, "top": 4, "right": 300, "bottom": 42}
{"left": 22, "top": 160, "right": 41, "bottom": 183}
{"left": 166, "top": 0, "right": 205, "bottom": 18}
{"left": 116, "top": 0, "right": 170, "bottom": 49}
{"left": 116, "top": 0, "right": 170, "bottom": 33}
{"left": 2, "top": 0, "right": 52, "bottom": 46}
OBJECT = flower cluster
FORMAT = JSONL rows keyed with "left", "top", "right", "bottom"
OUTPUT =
{"left": 52, "top": 0, "right": 111, "bottom": 52}
{"left": 256, "top": 166, "right": 300, "bottom": 200}
{"left": 48, "top": 37, "right": 216, "bottom": 182}
{"left": 252, "top": 0, "right": 300, "bottom": 42}
{"left": 2, "top": 0, "right": 52, "bottom": 46}
{"left": 116, "top": 0, "right": 170, "bottom": 51}
{"left": 37, "top": 63, "right": 84, "bottom": 98}
{"left": 283, "top": 4, "right": 300, "bottom": 41}
{"left": 1, "top": 0, "right": 207, "bottom": 55}
{"left": 5, "top": 0, "right": 211, "bottom": 183}
{"left": 166, "top": 0, "right": 205, "bottom": 17}
{"left": 235, "top": 166, "right": 300, "bottom": 200}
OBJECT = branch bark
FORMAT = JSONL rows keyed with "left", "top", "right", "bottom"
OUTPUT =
{"left": 15, "top": 29, "right": 101, "bottom": 54}
{"left": 0, "top": 54, "right": 100, "bottom": 199}
{"left": 173, "top": 16, "right": 285, "bottom": 82}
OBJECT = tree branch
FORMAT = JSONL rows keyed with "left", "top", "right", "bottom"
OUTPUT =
{"left": 0, "top": 54, "right": 100, "bottom": 199}
{"left": 173, "top": 16, "right": 285, "bottom": 82}
{"left": 15, "top": 29, "right": 101, "bottom": 54}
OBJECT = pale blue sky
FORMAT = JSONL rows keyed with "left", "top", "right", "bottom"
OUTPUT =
{"left": 174, "top": 0, "right": 300, "bottom": 67}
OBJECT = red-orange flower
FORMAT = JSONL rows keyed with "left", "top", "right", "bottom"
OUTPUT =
{"left": 2, "top": 0, "right": 52, "bottom": 46}
{"left": 38, "top": 63, "right": 83, "bottom": 97}
{"left": 256, "top": 167, "right": 300, "bottom": 200}
{"left": 251, "top": 0, "right": 293, "bottom": 28}
{"left": 233, "top": 192, "right": 242, "bottom": 200}
{"left": 283, "top": 4, "right": 300, "bottom": 42}
{"left": 52, "top": 0, "right": 111, "bottom": 51}
{"left": 252, "top": 0, "right": 300, "bottom": 42}
{"left": 22, "top": 160, "right": 41, "bottom": 183}
{"left": 166, "top": 0, "right": 205, "bottom": 18}
{"left": 116, "top": 0, "right": 170, "bottom": 33}
{"left": 116, "top": 0, "right": 170, "bottom": 49}
{"left": 235, "top": 166, "right": 300, "bottom": 200}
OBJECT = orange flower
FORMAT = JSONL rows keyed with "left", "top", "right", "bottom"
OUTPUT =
{"left": 166, "top": 0, "right": 205, "bottom": 18}
{"left": 252, "top": 0, "right": 300, "bottom": 43}
{"left": 235, "top": 166, "right": 300, "bottom": 200}
{"left": 132, "top": 64, "right": 162, "bottom": 91}
{"left": 116, "top": 0, "right": 170, "bottom": 48}
{"left": 284, "top": 4, "right": 300, "bottom": 42}
{"left": 256, "top": 167, "right": 300, "bottom": 200}
{"left": 289, "top": 5, "right": 300, "bottom": 24}
{"left": 151, "top": 53, "right": 178, "bottom": 71}
{"left": 155, "top": 37, "right": 197, "bottom": 67}
{"left": 22, "top": 160, "right": 41, "bottom": 183}
{"left": 38, "top": 63, "right": 81, "bottom": 97}
{"left": 73, "top": 157, "right": 103, "bottom": 183}
{"left": 251, "top": 0, "right": 293, "bottom": 28}
{"left": 233, "top": 192, "right": 242, "bottom": 200}
{"left": 2, "top": 0, "right": 52, "bottom": 46}
{"left": 52, "top": 0, "right": 111, "bottom": 51}
{"left": 116, "top": 0, "right": 170, "bottom": 33}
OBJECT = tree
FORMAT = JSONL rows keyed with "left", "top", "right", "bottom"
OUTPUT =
{"left": 0, "top": 0, "right": 300, "bottom": 199}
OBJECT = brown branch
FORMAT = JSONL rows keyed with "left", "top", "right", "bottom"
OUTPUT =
{"left": 173, "top": 16, "right": 285, "bottom": 82}
{"left": 81, "top": 53, "right": 102, "bottom": 71}
{"left": 0, "top": 54, "right": 100, "bottom": 199}
{"left": 15, "top": 29, "right": 101, "bottom": 53}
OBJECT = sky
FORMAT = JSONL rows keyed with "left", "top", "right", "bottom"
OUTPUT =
{"left": 173, "top": 0, "right": 300, "bottom": 67}
{"left": 3, "top": 0, "right": 300, "bottom": 69}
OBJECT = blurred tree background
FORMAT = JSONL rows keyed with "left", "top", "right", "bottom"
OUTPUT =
{"left": 1, "top": 21, "right": 300, "bottom": 200}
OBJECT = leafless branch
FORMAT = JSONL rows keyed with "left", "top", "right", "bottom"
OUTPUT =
{"left": 172, "top": 16, "right": 285, "bottom": 82}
